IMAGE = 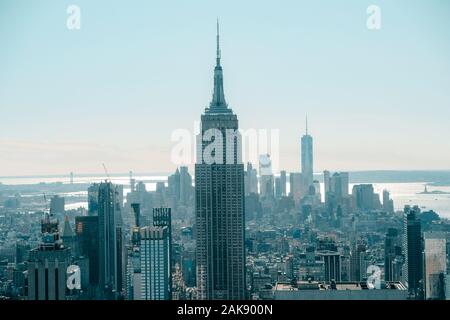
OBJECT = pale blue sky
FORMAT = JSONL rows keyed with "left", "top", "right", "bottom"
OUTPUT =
{"left": 1, "top": 0, "right": 450, "bottom": 176}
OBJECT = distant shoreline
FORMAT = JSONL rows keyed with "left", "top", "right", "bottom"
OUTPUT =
{"left": 1, "top": 170, "right": 450, "bottom": 185}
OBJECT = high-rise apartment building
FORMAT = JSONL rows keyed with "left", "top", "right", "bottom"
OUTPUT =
{"left": 139, "top": 226, "right": 170, "bottom": 300}
{"left": 153, "top": 207, "right": 172, "bottom": 298}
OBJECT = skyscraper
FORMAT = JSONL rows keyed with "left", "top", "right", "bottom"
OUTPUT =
{"left": 28, "top": 213, "right": 71, "bottom": 300}
{"left": 350, "top": 240, "right": 366, "bottom": 282}
{"left": 289, "top": 172, "right": 302, "bottom": 206}
{"left": 321, "top": 251, "right": 342, "bottom": 282}
{"left": 125, "top": 203, "right": 142, "bottom": 300}
{"left": 195, "top": 22, "right": 246, "bottom": 300}
{"left": 168, "top": 167, "right": 193, "bottom": 207}
{"left": 168, "top": 168, "right": 181, "bottom": 201}
{"left": 244, "top": 162, "right": 258, "bottom": 196}
{"left": 384, "top": 228, "right": 402, "bottom": 282}
{"left": 382, "top": 190, "right": 395, "bottom": 213}
{"left": 275, "top": 177, "right": 282, "bottom": 199}
{"left": 403, "top": 206, "right": 423, "bottom": 299}
{"left": 323, "top": 170, "right": 331, "bottom": 197}
{"left": 324, "top": 171, "right": 350, "bottom": 217}
{"left": 423, "top": 231, "right": 447, "bottom": 300}
{"left": 75, "top": 215, "right": 99, "bottom": 287}
{"left": 313, "top": 180, "right": 321, "bottom": 202}
{"left": 259, "top": 154, "right": 274, "bottom": 200}
{"left": 88, "top": 183, "right": 100, "bottom": 216}
{"left": 301, "top": 117, "right": 313, "bottom": 195}
{"left": 280, "top": 171, "right": 287, "bottom": 196}
{"left": 352, "top": 184, "right": 375, "bottom": 211}
{"left": 97, "top": 181, "right": 123, "bottom": 297}
{"left": 179, "top": 166, "right": 193, "bottom": 206}
{"left": 50, "top": 195, "right": 65, "bottom": 215}
{"left": 153, "top": 207, "right": 172, "bottom": 298}
{"left": 330, "top": 172, "right": 349, "bottom": 200}
{"left": 139, "top": 226, "right": 170, "bottom": 300}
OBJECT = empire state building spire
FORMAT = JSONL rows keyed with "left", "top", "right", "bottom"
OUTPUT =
{"left": 196, "top": 22, "right": 245, "bottom": 300}
{"left": 216, "top": 19, "right": 221, "bottom": 66}
{"left": 208, "top": 19, "right": 230, "bottom": 113}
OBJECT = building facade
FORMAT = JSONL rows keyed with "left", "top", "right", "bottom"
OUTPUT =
{"left": 423, "top": 231, "right": 447, "bottom": 300}
{"left": 402, "top": 206, "right": 423, "bottom": 299}
{"left": 140, "top": 226, "right": 170, "bottom": 300}
{"left": 300, "top": 119, "right": 313, "bottom": 195}
{"left": 97, "top": 181, "right": 124, "bottom": 297}
{"left": 28, "top": 214, "right": 71, "bottom": 300}
{"left": 195, "top": 22, "right": 246, "bottom": 300}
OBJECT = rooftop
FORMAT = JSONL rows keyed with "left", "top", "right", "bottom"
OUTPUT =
{"left": 275, "top": 281, "right": 407, "bottom": 291}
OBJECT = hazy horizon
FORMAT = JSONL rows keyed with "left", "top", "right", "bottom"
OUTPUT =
{"left": 1, "top": 0, "right": 450, "bottom": 176}
{"left": 2, "top": 169, "right": 450, "bottom": 182}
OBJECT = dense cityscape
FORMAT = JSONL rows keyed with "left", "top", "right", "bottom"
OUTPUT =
{"left": 1, "top": 23, "right": 450, "bottom": 302}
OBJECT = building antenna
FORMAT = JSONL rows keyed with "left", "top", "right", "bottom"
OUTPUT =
{"left": 216, "top": 17, "right": 221, "bottom": 65}
{"left": 306, "top": 114, "right": 309, "bottom": 135}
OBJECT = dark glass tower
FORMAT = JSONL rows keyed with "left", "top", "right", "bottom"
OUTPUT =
{"left": 97, "top": 181, "right": 123, "bottom": 298}
{"left": 195, "top": 22, "right": 246, "bottom": 300}
{"left": 75, "top": 216, "right": 100, "bottom": 286}
{"left": 403, "top": 206, "right": 423, "bottom": 299}
{"left": 384, "top": 228, "right": 402, "bottom": 282}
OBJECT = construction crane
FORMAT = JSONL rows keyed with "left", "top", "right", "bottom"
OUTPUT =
{"left": 102, "top": 163, "right": 111, "bottom": 182}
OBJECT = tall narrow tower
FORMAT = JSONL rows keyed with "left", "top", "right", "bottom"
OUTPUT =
{"left": 301, "top": 116, "right": 314, "bottom": 194}
{"left": 195, "top": 21, "right": 246, "bottom": 300}
{"left": 97, "top": 181, "right": 123, "bottom": 298}
{"left": 403, "top": 206, "right": 423, "bottom": 299}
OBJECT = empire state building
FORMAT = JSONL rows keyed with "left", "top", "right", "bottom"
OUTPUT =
{"left": 195, "top": 22, "right": 246, "bottom": 300}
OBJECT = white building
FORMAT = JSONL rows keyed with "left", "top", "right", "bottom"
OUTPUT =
{"left": 423, "top": 231, "right": 447, "bottom": 300}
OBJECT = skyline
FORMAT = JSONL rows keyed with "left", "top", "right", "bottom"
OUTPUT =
{"left": 1, "top": 0, "right": 450, "bottom": 176}
{"left": 2, "top": 2, "right": 450, "bottom": 304}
